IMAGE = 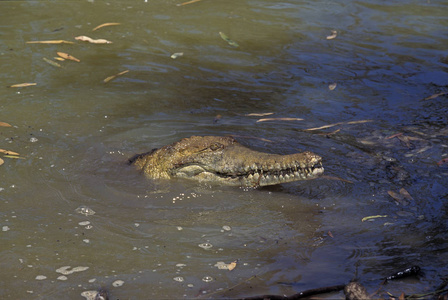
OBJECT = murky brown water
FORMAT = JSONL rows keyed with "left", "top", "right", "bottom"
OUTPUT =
{"left": 1, "top": 0, "right": 448, "bottom": 299}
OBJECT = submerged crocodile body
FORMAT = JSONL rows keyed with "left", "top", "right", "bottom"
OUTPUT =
{"left": 129, "top": 136, "right": 324, "bottom": 187}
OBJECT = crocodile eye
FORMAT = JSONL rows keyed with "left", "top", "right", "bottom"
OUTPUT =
{"left": 209, "top": 143, "right": 224, "bottom": 151}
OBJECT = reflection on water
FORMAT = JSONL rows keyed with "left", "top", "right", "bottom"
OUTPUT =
{"left": 1, "top": 0, "right": 448, "bottom": 298}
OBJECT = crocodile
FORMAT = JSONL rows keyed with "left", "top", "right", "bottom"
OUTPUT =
{"left": 129, "top": 135, "right": 324, "bottom": 187}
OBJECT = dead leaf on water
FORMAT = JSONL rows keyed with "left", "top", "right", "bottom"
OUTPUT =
{"left": 256, "top": 117, "right": 304, "bottom": 123}
{"left": 422, "top": 91, "right": 448, "bottom": 101}
{"left": 399, "top": 188, "right": 413, "bottom": 201}
{"left": 304, "top": 120, "right": 373, "bottom": 131}
{"left": 9, "top": 83, "right": 37, "bottom": 88}
{"left": 170, "top": 52, "right": 184, "bottom": 59}
{"left": 219, "top": 32, "right": 239, "bottom": 48}
{"left": 326, "top": 30, "right": 338, "bottom": 40}
{"left": 0, "top": 158, "right": 3, "bottom": 166}
{"left": 361, "top": 215, "right": 387, "bottom": 222}
{"left": 0, "top": 122, "right": 12, "bottom": 127}
{"left": 27, "top": 40, "right": 74, "bottom": 44}
{"left": 43, "top": 57, "right": 62, "bottom": 68}
{"left": 388, "top": 190, "right": 409, "bottom": 206}
{"left": 328, "top": 83, "right": 337, "bottom": 90}
{"left": 54, "top": 57, "right": 65, "bottom": 61}
{"left": 57, "top": 52, "right": 80, "bottom": 62}
{"left": 177, "top": 0, "right": 203, "bottom": 6}
{"left": 228, "top": 260, "right": 237, "bottom": 271}
{"left": 75, "top": 35, "right": 112, "bottom": 44}
{"left": 92, "top": 22, "right": 121, "bottom": 31}
{"left": 245, "top": 112, "right": 274, "bottom": 117}
{"left": 386, "top": 132, "right": 403, "bottom": 139}
{"left": 3, "top": 155, "right": 25, "bottom": 159}
{"left": 103, "top": 70, "right": 129, "bottom": 83}
{"left": 0, "top": 149, "right": 20, "bottom": 156}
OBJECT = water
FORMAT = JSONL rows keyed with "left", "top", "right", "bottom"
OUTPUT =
{"left": 1, "top": 0, "right": 448, "bottom": 298}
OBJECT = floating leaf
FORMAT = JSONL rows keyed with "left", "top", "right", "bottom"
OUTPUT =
{"left": 43, "top": 57, "right": 61, "bottom": 68}
{"left": 103, "top": 70, "right": 129, "bottom": 83}
{"left": 0, "top": 122, "right": 12, "bottom": 127}
{"left": 9, "top": 83, "right": 37, "bottom": 88}
{"left": 422, "top": 91, "right": 448, "bottom": 101}
{"left": 57, "top": 52, "right": 80, "bottom": 62}
{"left": 257, "top": 117, "right": 304, "bottom": 123}
{"left": 361, "top": 215, "right": 387, "bottom": 222}
{"left": 92, "top": 22, "right": 121, "bottom": 31}
{"left": 0, "top": 149, "right": 20, "bottom": 156}
{"left": 326, "top": 30, "right": 338, "bottom": 40}
{"left": 54, "top": 57, "right": 65, "bottom": 61}
{"left": 328, "top": 83, "right": 337, "bottom": 90}
{"left": 219, "top": 32, "right": 239, "bottom": 47}
{"left": 399, "top": 188, "right": 413, "bottom": 201}
{"left": 246, "top": 112, "right": 274, "bottom": 117}
{"left": 27, "top": 40, "right": 74, "bottom": 44}
{"left": 228, "top": 260, "right": 237, "bottom": 271}
{"left": 75, "top": 35, "right": 112, "bottom": 44}
{"left": 170, "top": 52, "right": 184, "bottom": 59}
{"left": 177, "top": 0, "right": 203, "bottom": 6}
{"left": 304, "top": 120, "right": 373, "bottom": 131}
{"left": 3, "top": 155, "right": 25, "bottom": 159}
{"left": 388, "top": 190, "right": 408, "bottom": 206}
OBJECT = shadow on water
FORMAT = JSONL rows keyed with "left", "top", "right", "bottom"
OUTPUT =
{"left": 1, "top": 0, "right": 448, "bottom": 299}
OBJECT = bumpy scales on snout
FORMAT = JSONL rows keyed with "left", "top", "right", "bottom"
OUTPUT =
{"left": 129, "top": 136, "right": 323, "bottom": 187}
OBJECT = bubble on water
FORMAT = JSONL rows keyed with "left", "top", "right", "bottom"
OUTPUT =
{"left": 81, "top": 290, "right": 99, "bottom": 300}
{"left": 187, "top": 283, "right": 194, "bottom": 288}
{"left": 112, "top": 280, "right": 124, "bottom": 287}
{"left": 202, "top": 276, "right": 213, "bottom": 283}
{"left": 35, "top": 275, "right": 47, "bottom": 280}
{"left": 176, "top": 263, "right": 187, "bottom": 267}
{"left": 83, "top": 239, "right": 90, "bottom": 244}
{"left": 79, "top": 221, "right": 90, "bottom": 226}
{"left": 2, "top": 225, "right": 10, "bottom": 232}
{"left": 198, "top": 243, "right": 213, "bottom": 250}
{"left": 57, "top": 275, "right": 68, "bottom": 281}
{"left": 75, "top": 205, "right": 96, "bottom": 216}
{"left": 222, "top": 225, "right": 231, "bottom": 231}
{"left": 176, "top": 226, "right": 183, "bottom": 231}
{"left": 29, "top": 137, "right": 38, "bottom": 143}
{"left": 173, "top": 276, "right": 184, "bottom": 282}
{"left": 88, "top": 278, "right": 96, "bottom": 283}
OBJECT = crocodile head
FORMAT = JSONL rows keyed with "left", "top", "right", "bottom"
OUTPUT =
{"left": 129, "top": 136, "right": 323, "bottom": 187}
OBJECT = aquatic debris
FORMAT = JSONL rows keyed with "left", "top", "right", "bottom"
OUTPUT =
{"left": 214, "top": 260, "right": 237, "bottom": 271}
{"left": 27, "top": 40, "right": 74, "bottom": 44}
{"left": 56, "top": 266, "right": 89, "bottom": 275}
{"left": 57, "top": 52, "right": 80, "bottom": 62}
{"left": 92, "top": 22, "right": 120, "bottom": 31}
{"left": 112, "top": 279, "right": 124, "bottom": 287}
{"left": 245, "top": 112, "right": 274, "bottom": 117}
{"left": 422, "top": 91, "right": 448, "bottom": 101}
{"left": 177, "top": 0, "right": 203, "bottom": 6}
{"left": 219, "top": 32, "right": 239, "bottom": 47}
{"left": 388, "top": 188, "right": 413, "bottom": 206}
{"left": 104, "top": 70, "right": 129, "bottom": 83}
{"left": 170, "top": 52, "right": 184, "bottom": 59}
{"left": 437, "top": 157, "right": 448, "bottom": 167}
{"left": 256, "top": 117, "right": 304, "bottom": 123}
{"left": 326, "top": 30, "right": 338, "bottom": 40}
{"left": 0, "top": 122, "right": 12, "bottom": 127}
{"left": 198, "top": 242, "right": 213, "bottom": 250}
{"left": 304, "top": 120, "right": 373, "bottom": 131}
{"left": 361, "top": 215, "right": 388, "bottom": 222}
{"left": 75, "top": 205, "right": 96, "bottom": 216}
{"left": 75, "top": 35, "right": 112, "bottom": 44}
{"left": 9, "top": 83, "right": 37, "bottom": 88}
{"left": 43, "top": 57, "right": 62, "bottom": 68}
{"left": 383, "top": 266, "right": 421, "bottom": 282}
{"left": 0, "top": 149, "right": 19, "bottom": 156}
{"left": 222, "top": 225, "right": 231, "bottom": 231}
{"left": 328, "top": 82, "right": 337, "bottom": 90}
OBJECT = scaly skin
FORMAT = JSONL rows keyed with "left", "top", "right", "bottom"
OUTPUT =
{"left": 129, "top": 136, "right": 324, "bottom": 187}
